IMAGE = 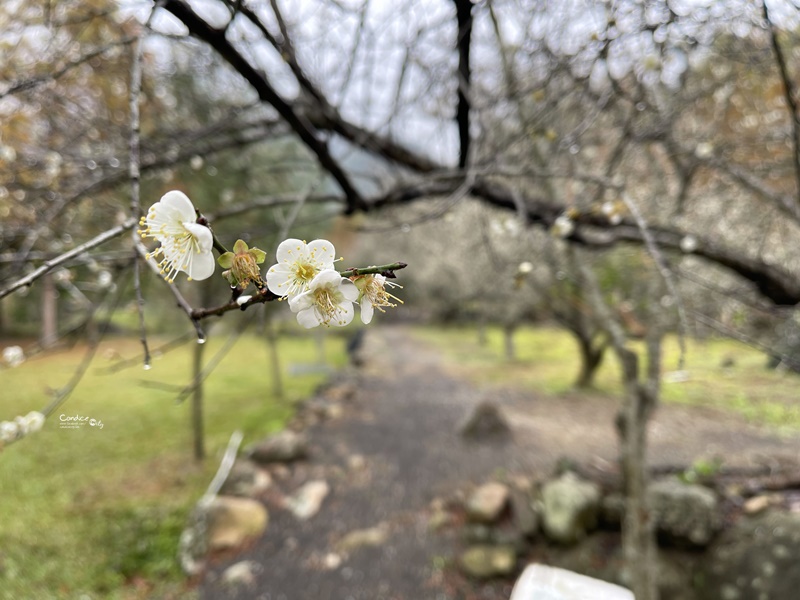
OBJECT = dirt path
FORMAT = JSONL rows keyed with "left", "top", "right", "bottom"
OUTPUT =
{"left": 199, "top": 326, "right": 799, "bottom": 600}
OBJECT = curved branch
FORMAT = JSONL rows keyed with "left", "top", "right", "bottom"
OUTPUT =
{"left": 0, "top": 219, "right": 137, "bottom": 300}
{"left": 368, "top": 175, "right": 800, "bottom": 306}
{"left": 453, "top": 0, "right": 473, "bottom": 169}
{"left": 763, "top": 0, "right": 800, "bottom": 207}
{"left": 161, "top": 0, "right": 366, "bottom": 212}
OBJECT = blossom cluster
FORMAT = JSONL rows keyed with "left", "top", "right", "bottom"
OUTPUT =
{"left": 265, "top": 238, "right": 402, "bottom": 328}
{"left": 0, "top": 411, "right": 45, "bottom": 445}
{"left": 139, "top": 191, "right": 402, "bottom": 329}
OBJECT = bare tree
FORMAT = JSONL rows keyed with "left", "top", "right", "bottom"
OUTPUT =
{"left": 3, "top": 2, "right": 800, "bottom": 598}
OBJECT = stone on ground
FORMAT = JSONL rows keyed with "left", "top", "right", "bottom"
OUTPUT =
{"left": 699, "top": 510, "right": 800, "bottom": 599}
{"left": 206, "top": 496, "right": 268, "bottom": 552}
{"left": 247, "top": 430, "right": 309, "bottom": 464}
{"left": 458, "top": 400, "right": 512, "bottom": 441}
{"left": 286, "top": 480, "right": 329, "bottom": 520}
{"left": 510, "top": 488, "right": 539, "bottom": 537}
{"left": 458, "top": 544, "right": 517, "bottom": 579}
{"left": 540, "top": 472, "right": 601, "bottom": 544}
{"left": 221, "top": 560, "right": 260, "bottom": 587}
{"left": 335, "top": 524, "right": 389, "bottom": 554}
{"left": 648, "top": 477, "right": 720, "bottom": 546}
{"left": 219, "top": 459, "right": 272, "bottom": 498}
{"left": 467, "top": 482, "right": 510, "bottom": 523}
{"left": 510, "top": 564, "right": 634, "bottom": 600}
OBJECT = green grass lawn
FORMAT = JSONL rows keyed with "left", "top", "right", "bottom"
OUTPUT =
{"left": 0, "top": 329, "right": 346, "bottom": 600}
{"left": 414, "top": 324, "right": 800, "bottom": 431}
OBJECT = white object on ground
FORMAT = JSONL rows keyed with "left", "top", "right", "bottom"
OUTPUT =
{"left": 509, "top": 564, "right": 634, "bottom": 600}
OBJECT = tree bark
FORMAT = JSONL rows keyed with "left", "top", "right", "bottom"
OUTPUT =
{"left": 40, "top": 272, "right": 58, "bottom": 348}
{"left": 617, "top": 350, "right": 659, "bottom": 600}
{"left": 503, "top": 322, "right": 515, "bottom": 360}
{"left": 574, "top": 332, "right": 606, "bottom": 388}
{"left": 192, "top": 339, "right": 205, "bottom": 461}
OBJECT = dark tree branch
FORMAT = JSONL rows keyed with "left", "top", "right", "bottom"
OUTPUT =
{"left": 161, "top": 0, "right": 367, "bottom": 213}
{"left": 367, "top": 175, "right": 800, "bottom": 306}
{"left": 763, "top": 0, "right": 800, "bottom": 206}
{"left": 453, "top": 0, "right": 472, "bottom": 169}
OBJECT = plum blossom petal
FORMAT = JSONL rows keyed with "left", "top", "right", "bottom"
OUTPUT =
{"left": 138, "top": 191, "right": 215, "bottom": 282}
{"left": 267, "top": 238, "right": 337, "bottom": 298}
{"left": 159, "top": 190, "right": 196, "bottom": 221}
{"left": 288, "top": 269, "right": 355, "bottom": 328}
{"left": 351, "top": 273, "right": 402, "bottom": 324}
{"left": 360, "top": 300, "right": 375, "bottom": 325}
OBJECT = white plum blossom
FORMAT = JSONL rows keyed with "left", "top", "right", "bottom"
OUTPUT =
{"left": 24, "top": 411, "right": 45, "bottom": 433}
{"left": 266, "top": 238, "right": 337, "bottom": 299}
{"left": 518, "top": 261, "right": 534, "bottom": 275}
{"left": 551, "top": 214, "right": 575, "bottom": 238}
{"left": 352, "top": 274, "right": 403, "bottom": 324}
{"left": 138, "top": 191, "right": 215, "bottom": 283}
{"left": 2, "top": 345, "right": 24, "bottom": 368}
{"left": 680, "top": 235, "right": 698, "bottom": 253}
{"left": 695, "top": 142, "right": 714, "bottom": 159}
{"left": 289, "top": 269, "right": 358, "bottom": 328}
{"left": 0, "top": 420, "right": 18, "bottom": 443}
{"left": 601, "top": 201, "right": 623, "bottom": 225}
{"left": 0, "top": 411, "right": 45, "bottom": 445}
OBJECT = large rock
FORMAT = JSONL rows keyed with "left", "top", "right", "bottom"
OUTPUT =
{"left": 247, "top": 430, "right": 309, "bottom": 464}
{"left": 458, "top": 401, "right": 512, "bottom": 441}
{"left": 206, "top": 496, "right": 268, "bottom": 552}
{"left": 540, "top": 472, "right": 601, "bottom": 544}
{"left": 219, "top": 460, "right": 271, "bottom": 498}
{"left": 458, "top": 544, "right": 517, "bottom": 579}
{"left": 699, "top": 510, "right": 800, "bottom": 600}
{"left": 648, "top": 478, "right": 720, "bottom": 546}
{"left": 510, "top": 564, "right": 634, "bottom": 600}
{"left": 178, "top": 495, "right": 269, "bottom": 574}
{"left": 467, "top": 482, "right": 510, "bottom": 523}
{"left": 286, "top": 480, "right": 329, "bottom": 520}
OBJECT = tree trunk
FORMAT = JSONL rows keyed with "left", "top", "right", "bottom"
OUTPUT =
{"left": 477, "top": 316, "right": 488, "bottom": 346}
{"left": 40, "top": 272, "right": 58, "bottom": 348}
{"left": 574, "top": 333, "right": 606, "bottom": 388}
{"left": 503, "top": 322, "right": 515, "bottom": 360}
{"left": 192, "top": 335, "right": 206, "bottom": 461}
{"left": 575, "top": 255, "right": 660, "bottom": 600}
{"left": 263, "top": 309, "right": 284, "bottom": 400}
{"left": 617, "top": 348, "right": 659, "bottom": 600}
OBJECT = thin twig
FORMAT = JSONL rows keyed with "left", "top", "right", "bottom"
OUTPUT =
{"left": 763, "top": 0, "right": 800, "bottom": 207}
{"left": 0, "top": 219, "right": 137, "bottom": 300}
{"left": 133, "top": 240, "right": 205, "bottom": 341}
{"left": 129, "top": 16, "right": 151, "bottom": 369}
{"left": 0, "top": 38, "right": 136, "bottom": 99}
{"left": 189, "top": 261, "right": 407, "bottom": 321}
{"left": 41, "top": 268, "right": 132, "bottom": 418}
{"left": 620, "top": 193, "right": 688, "bottom": 370}
{"left": 98, "top": 332, "right": 194, "bottom": 374}
{"left": 175, "top": 311, "right": 256, "bottom": 403}
{"left": 691, "top": 310, "right": 800, "bottom": 371}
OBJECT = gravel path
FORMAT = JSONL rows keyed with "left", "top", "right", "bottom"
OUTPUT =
{"left": 199, "top": 326, "right": 800, "bottom": 600}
